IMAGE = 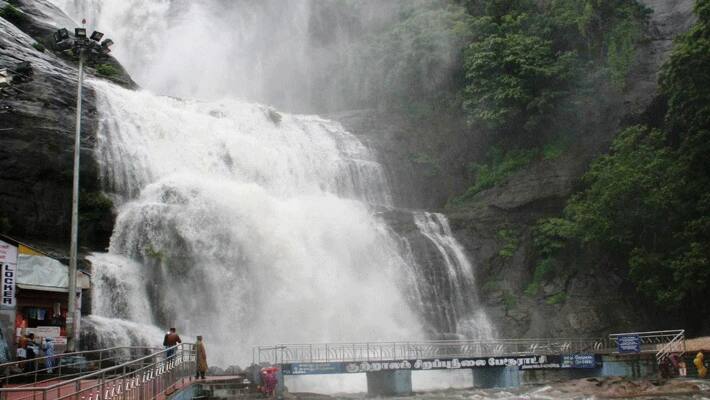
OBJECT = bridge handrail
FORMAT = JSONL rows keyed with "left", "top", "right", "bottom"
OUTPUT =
{"left": 0, "top": 344, "right": 193, "bottom": 392}
{"left": 0, "top": 344, "right": 196, "bottom": 400}
{"left": 256, "top": 337, "right": 603, "bottom": 346}
{"left": 608, "top": 329, "right": 686, "bottom": 356}
{"left": 608, "top": 329, "right": 685, "bottom": 337}
{"left": 254, "top": 331, "right": 686, "bottom": 365}
{"left": 0, "top": 346, "right": 163, "bottom": 388}
{"left": 253, "top": 337, "right": 613, "bottom": 364}
{"left": 654, "top": 330, "right": 686, "bottom": 362}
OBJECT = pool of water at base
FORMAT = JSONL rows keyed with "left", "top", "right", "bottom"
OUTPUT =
{"left": 289, "top": 381, "right": 710, "bottom": 400}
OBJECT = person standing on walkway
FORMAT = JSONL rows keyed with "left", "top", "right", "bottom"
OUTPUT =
{"left": 42, "top": 338, "right": 55, "bottom": 373}
{"left": 24, "top": 334, "right": 38, "bottom": 372}
{"left": 195, "top": 336, "right": 207, "bottom": 380}
{"left": 163, "top": 328, "right": 182, "bottom": 359}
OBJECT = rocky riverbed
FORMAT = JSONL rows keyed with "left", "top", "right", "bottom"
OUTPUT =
{"left": 283, "top": 378, "right": 710, "bottom": 399}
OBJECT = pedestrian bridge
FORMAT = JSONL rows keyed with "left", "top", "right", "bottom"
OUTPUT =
{"left": 0, "top": 330, "right": 684, "bottom": 399}
{"left": 253, "top": 330, "right": 685, "bottom": 395}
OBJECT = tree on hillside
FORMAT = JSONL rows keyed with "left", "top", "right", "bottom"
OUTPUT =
{"left": 541, "top": 0, "right": 710, "bottom": 320}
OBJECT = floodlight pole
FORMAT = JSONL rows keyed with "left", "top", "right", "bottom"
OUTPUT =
{"left": 66, "top": 46, "right": 84, "bottom": 353}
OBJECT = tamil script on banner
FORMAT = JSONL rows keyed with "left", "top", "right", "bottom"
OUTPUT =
{"left": 561, "top": 354, "right": 598, "bottom": 369}
{"left": 518, "top": 354, "right": 601, "bottom": 370}
{"left": 0, "top": 239, "right": 17, "bottom": 308}
{"left": 617, "top": 335, "right": 641, "bottom": 353}
{"left": 286, "top": 362, "right": 347, "bottom": 375}
{"left": 282, "top": 355, "right": 585, "bottom": 375}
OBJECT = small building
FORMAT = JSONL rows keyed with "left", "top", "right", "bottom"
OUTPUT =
{"left": 0, "top": 234, "right": 90, "bottom": 357}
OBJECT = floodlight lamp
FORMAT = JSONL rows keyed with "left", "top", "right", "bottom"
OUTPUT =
{"left": 54, "top": 28, "right": 69, "bottom": 43}
{"left": 90, "top": 31, "right": 104, "bottom": 42}
{"left": 74, "top": 28, "right": 87, "bottom": 38}
{"left": 101, "top": 39, "right": 114, "bottom": 49}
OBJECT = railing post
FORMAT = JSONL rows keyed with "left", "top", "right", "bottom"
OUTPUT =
{"left": 100, "top": 371, "right": 106, "bottom": 400}
{"left": 152, "top": 371, "right": 157, "bottom": 400}
{"left": 122, "top": 365, "right": 127, "bottom": 400}
{"left": 34, "top": 358, "right": 39, "bottom": 386}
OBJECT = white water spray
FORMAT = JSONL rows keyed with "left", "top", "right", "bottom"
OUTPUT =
{"left": 47, "top": 0, "right": 494, "bottom": 375}
{"left": 89, "top": 80, "right": 424, "bottom": 365}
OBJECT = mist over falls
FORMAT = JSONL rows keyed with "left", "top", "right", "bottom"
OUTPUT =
{"left": 84, "top": 79, "right": 492, "bottom": 365}
{"left": 46, "top": 0, "right": 494, "bottom": 365}
{"left": 48, "top": 0, "right": 461, "bottom": 114}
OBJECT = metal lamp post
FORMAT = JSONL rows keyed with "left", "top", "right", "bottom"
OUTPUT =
{"left": 55, "top": 20, "right": 114, "bottom": 352}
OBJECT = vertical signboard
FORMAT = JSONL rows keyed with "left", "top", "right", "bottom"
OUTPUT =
{"left": 0, "top": 240, "right": 17, "bottom": 309}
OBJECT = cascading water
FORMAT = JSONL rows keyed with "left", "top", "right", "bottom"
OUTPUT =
{"left": 88, "top": 80, "right": 426, "bottom": 365}
{"left": 412, "top": 212, "right": 493, "bottom": 340}
{"left": 48, "top": 0, "right": 495, "bottom": 370}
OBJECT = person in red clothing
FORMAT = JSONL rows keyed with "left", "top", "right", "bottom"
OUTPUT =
{"left": 162, "top": 327, "right": 181, "bottom": 359}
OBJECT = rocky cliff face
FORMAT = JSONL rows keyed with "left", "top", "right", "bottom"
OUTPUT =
{"left": 459, "top": 0, "right": 696, "bottom": 338}
{"left": 0, "top": 0, "right": 132, "bottom": 255}
{"left": 340, "top": 0, "right": 697, "bottom": 338}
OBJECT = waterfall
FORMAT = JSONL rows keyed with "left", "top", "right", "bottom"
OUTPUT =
{"left": 88, "top": 80, "right": 426, "bottom": 365}
{"left": 46, "top": 0, "right": 495, "bottom": 367}
{"left": 411, "top": 212, "right": 494, "bottom": 340}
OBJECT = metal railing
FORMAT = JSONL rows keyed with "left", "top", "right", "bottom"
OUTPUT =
{"left": 655, "top": 330, "right": 686, "bottom": 362}
{"left": 255, "top": 330, "right": 688, "bottom": 365}
{"left": 254, "top": 338, "right": 610, "bottom": 365}
{"left": 0, "top": 347, "right": 162, "bottom": 388}
{"left": 0, "top": 344, "right": 195, "bottom": 400}
{"left": 608, "top": 329, "right": 686, "bottom": 360}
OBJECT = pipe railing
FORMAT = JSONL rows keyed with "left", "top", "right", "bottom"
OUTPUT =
{"left": 0, "top": 347, "right": 162, "bottom": 388}
{"left": 0, "top": 344, "right": 195, "bottom": 400}
{"left": 254, "top": 338, "right": 611, "bottom": 365}
{"left": 652, "top": 330, "right": 686, "bottom": 362}
{"left": 608, "top": 329, "right": 686, "bottom": 358}
{"left": 255, "top": 331, "right": 687, "bottom": 365}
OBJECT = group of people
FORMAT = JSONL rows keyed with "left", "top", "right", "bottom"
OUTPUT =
{"left": 16, "top": 333, "right": 55, "bottom": 373}
{"left": 659, "top": 351, "right": 708, "bottom": 379}
{"left": 259, "top": 367, "right": 279, "bottom": 398}
{"left": 162, "top": 328, "right": 208, "bottom": 380}
{"left": 162, "top": 328, "right": 282, "bottom": 396}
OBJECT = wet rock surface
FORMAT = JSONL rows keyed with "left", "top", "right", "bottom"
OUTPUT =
{"left": 446, "top": 0, "right": 697, "bottom": 339}
{"left": 337, "top": 0, "right": 697, "bottom": 339}
{"left": 0, "top": 0, "right": 129, "bottom": 252}
{"left": 281, "top": 377, "right": 710, "bottom": 400}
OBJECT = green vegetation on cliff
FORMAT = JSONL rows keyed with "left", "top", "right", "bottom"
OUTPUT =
{"left": 0, "top": 4, "right": 28, "bottom": 27}
{"left": 459, "top": 0, "right": 649, "bottom": 135}
{"left": 442, "top": 0, "right": 649, "bottom": 200}
{"left": 539, "top": 0, "right": 710, "bottom": 316}
{"left": 361, "top": 0, "right": 648, "bottom": 135}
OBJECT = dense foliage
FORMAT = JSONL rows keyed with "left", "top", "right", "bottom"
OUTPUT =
{"left": 540, "top": 0, "right": 710, "bottom": 314}
{"left": 459, "top": 0, "right": 649, "bottom": 136}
